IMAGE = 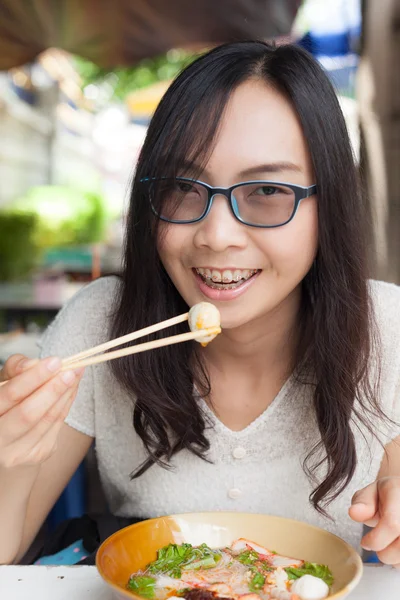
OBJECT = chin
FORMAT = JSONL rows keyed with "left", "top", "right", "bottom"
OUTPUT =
{"left": 217, "top": 310, "right": 255, "bottom": 331}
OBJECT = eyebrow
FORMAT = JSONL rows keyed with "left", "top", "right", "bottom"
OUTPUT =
{"left": 179, "top": 161, "right": 303, "bottom": 178}
{"left": 238, "top": 162, "right": 303, "bottom": 176}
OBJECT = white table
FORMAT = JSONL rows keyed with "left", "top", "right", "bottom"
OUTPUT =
{"left": 0, "top": 565, "right": 399, "bottom": 599}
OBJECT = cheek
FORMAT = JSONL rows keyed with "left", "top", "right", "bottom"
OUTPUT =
{"left": 261, "top": 201, "right": 318, "bottom": 274}
{"left": 157, "top": 225, "right": 189, "bottom": 273}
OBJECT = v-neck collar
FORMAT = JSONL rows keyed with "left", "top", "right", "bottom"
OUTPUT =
{"left": 195, "top": 374, "right": 295, "bottom": 438}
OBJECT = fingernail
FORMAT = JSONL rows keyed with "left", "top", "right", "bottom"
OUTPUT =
{"left": 361, "top": 544, "right": 371, "bottom": 551}
{"left": 45, "top": 357, "right": 62, "bottom": 372}
{"left": 74, "top": 368, "right": 85, "bottom": 377}
{"left": 61, "top": 370, "right": 76, "bottom": 385}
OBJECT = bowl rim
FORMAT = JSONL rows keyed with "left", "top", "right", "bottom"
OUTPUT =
{"left": 96, "top": 511, "right": 364, "bottom": 600}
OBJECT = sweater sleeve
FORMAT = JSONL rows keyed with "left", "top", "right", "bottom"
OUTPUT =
{"left": 36, "top": 276, "right": 119, "bottom": 438}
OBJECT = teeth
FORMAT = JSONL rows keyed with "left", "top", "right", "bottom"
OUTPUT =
{"left": 222, "top": 269, "right": 233, "bottom": 283}
{"left": 196, "top": 268, "right": 258, "bottom": 284}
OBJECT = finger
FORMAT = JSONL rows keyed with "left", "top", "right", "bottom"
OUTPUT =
{"left": 363, "top": 515, "right": 380, "bottom": 528}
{"left": 0, "top": 369, "right": 82, "bottom": 445}
{"left": 349, "top": 482, "right": 379, "bottom": 523}
{"left": 349, "top": 504, "right": 380, "bottom": 527}
{"left": 35, "top": 374, "right": 81, "bottom": 429}
{"left": 2, "top": 385, "right": 79, "bottom": 468}
{"left": 0, "top": 356, "right": 63, "bottom": 416}
{"left": 58, "top": 382, "right": 80, "bottom": 421}
{"left": 0, "top": 354, "right": 27, "bottom": 382}
{"left": 376, "top": 536, "right": 400, "bottom": 566}
{"left": 361, "top": 479, "right": 400, "bottom": 552}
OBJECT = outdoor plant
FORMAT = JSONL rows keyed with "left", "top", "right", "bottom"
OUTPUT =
{"left": 0, "top": 185, "right": 108, "bottom": 281}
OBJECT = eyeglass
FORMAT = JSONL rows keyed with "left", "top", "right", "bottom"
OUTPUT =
{"left": 140, "top": 177, "right": 317, "bottom": 228}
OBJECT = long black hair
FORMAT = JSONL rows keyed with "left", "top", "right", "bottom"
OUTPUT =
{"left": 110, "top": 41, "right": 384, "bottom": 513}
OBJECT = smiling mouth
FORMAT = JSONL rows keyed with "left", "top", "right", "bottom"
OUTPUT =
{"left": 193, "top": 267, "right": 260, "bottom": 290}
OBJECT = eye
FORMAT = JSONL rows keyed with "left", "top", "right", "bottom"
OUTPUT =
{"left": 176, "top": 181, "right": 197, "bottom": 193}
{"left": 253, "top": 186, "right": 279, "bottom": 196}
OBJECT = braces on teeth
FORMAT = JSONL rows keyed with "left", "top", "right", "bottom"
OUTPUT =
{"left": 196, "top": 268, "right": 259, "bottom": 284}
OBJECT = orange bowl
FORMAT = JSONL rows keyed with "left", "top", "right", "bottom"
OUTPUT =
{"left": 96, "top": 512, "right": 363, "bottom": 600}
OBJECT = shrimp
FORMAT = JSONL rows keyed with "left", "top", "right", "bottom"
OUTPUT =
{"left": 208, "top": 583, "right": 236, "bottom": 598}
{"left": 265, "top": 567, "right": 292, "bottom": 600}
{"left": 231, "top": 539, "right": 304, "bottom": 570}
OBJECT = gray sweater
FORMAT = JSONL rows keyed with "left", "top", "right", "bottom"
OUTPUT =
{"left": 38, "top": 277, "right": 400, "bottom": 550}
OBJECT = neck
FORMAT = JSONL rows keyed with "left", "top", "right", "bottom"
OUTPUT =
{"left": 203, "top": 286, "right": 302, "bottom": 378}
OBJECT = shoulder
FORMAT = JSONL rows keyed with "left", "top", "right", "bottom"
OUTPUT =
{"left": 369, "top": 279, "right": 400, "bottom": 314}
{"left": 368, "top": 280, "right": 400, "bottom": 346}
{"left": 61, "top": 275, "right": 120, "bottom": 316}
{"left": 38, "top": 276, "right": 121, "bottom": 357}
{"left": 368, "top": 280, "right": 400, "bottom": 433}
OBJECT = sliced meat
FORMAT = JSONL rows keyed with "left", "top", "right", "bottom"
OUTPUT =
{"left": 269, "top": 555, "right": 303, "bottom": 568}
{"left": 231, "top": 539, "right": 272, "bottom": 556}
{"left": 183, "top": 589, "right": 235, "bottom": 600}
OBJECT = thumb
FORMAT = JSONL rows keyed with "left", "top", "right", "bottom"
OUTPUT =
{"left": 348, "top": 481, "right": 380, "bottom": 526}
{"left": 1, "top": 354, "right": 27, "bottom": 381}
{"left": 0, "top": 354, "right": 39, "bottom": 383}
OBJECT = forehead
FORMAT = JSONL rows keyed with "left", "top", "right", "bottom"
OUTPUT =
{"left": 203, "top": 79, "right": 312, "bottom": 182}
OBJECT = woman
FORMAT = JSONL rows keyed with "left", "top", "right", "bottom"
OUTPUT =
{"left": 0, "top": 41, "right": 399, "bottom": 566}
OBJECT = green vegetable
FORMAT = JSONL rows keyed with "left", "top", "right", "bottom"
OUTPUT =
{"left": 249, "top": 571, "right": 265, "bottom": 592}
{"left": 148, "top": 543, "right": 221, "bottom": 579}
{"left": 285, "top": 562, "right": 334, "bottom": 587}
{"left": 127, "top": 575, "right": 156, "bottom": 598}
{"left": 237, "top": 549, "right": 259, "bottom": 565}
{"left": 259, "top": 563, "right": 273, "bottom": 573}
{"left": 184, "top": 556, "right": 219, "bottom": 570}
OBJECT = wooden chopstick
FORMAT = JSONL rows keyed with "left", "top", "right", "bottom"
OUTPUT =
{"left": 62, "top": 327, "right": 221, "bottom": 371}
{"left": 0, "top": 326, "right": 220, "bottom": 388}
{"left": 62, "top": 311, "right": 189, "bottom": 367}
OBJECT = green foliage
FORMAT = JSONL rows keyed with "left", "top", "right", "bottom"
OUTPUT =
{"left": 0, "top": 185, "right": 108, "bottom": 281}
{"left": 11, "top": 185, "right": 107, "bottom": 248}
{"left": 0, "top": 213, "right": 41, "bottom": 281}
{"left": 73, "top": 49, "right": 203, "bottom": 101}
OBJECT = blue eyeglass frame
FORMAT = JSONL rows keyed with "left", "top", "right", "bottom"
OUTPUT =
{"left": 140, "top": 177, "right": 317, "bottom": 228}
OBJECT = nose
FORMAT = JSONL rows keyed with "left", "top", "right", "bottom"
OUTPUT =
{"left": 192, "top": 193, "right": 248, "bottom": 252}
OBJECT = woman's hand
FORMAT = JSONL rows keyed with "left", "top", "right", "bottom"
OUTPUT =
{"left": 349, "top": 477, "right": 400, "bottom": 566}
{"left": 0, "top": 354, "right": 84, "bottom": 470}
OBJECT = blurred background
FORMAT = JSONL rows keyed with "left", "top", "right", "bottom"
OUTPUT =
{"left": 0, "top": 0, "right": 398, "bottom": 555}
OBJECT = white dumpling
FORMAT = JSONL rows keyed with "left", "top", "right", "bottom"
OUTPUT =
{"left": 188, "top": 302, "right": 221, "bottom": 345}
{"left": 290, "top": 575, "right": 330, "bottom": 600}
